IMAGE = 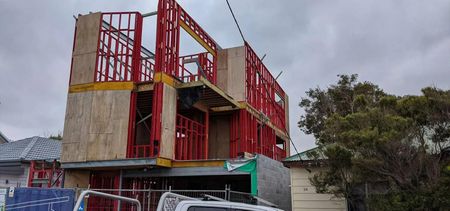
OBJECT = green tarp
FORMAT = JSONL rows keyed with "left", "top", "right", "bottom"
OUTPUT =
{"left": 224, "top": 156, "right": 258, "bottom": 195}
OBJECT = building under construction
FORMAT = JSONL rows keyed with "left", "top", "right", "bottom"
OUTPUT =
{"left": 61, "top": 0, "right": 291, "bottom": 210}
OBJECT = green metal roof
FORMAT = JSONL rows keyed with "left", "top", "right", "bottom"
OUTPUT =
{"left": 284, "top": 147, "right": 326, "bottom": 162}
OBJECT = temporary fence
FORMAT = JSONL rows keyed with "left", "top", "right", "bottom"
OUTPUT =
{"left": 74, "top": 186, "right": 255, "bottom": 211}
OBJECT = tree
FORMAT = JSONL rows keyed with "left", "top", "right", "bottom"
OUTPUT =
{"left": 299, "top": 74, "right": 450, "bottom": 210}
{"left": 48, "top": 132, "right": 63, "bottom": 141}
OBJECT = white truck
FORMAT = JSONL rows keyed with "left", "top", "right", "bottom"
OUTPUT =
{"left": 156, "top": 192, "right": 283, "bottom": 211}
{"left": 73, "top": 190, "right": 283, "bottom": 211}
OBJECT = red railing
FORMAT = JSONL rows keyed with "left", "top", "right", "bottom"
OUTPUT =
{"left": 245, "top": 42, "right": 286, "bottom": 131}
{"left": 274, "top": 146, "right": 287, "bottom": 161}
{"left": 129, "top": 144, "right": 157, "bottom": 158}
{"left": 175, "top": 114, "right": 207, "bottom": 160}
{"left": 138, "top": 54, "right": 155, "bottom": 82}
{"left": 178, "top": 52, "right": 214, "bottom": 83}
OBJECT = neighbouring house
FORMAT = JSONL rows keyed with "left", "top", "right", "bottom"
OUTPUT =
{"left": 0, "top": 136, "right": 63, "bottom": 188}
{"left": 283, "top": 147, "right": 347, "bottom": 211}
{"left": 0, "top": 131, "right": 9, "bottom": 144}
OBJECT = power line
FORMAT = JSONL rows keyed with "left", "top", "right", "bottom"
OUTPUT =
{"left": 226, "top": 0, "right": 245, "bottom": 42}
{"left": 225, "top": 0, "right": 303, "bottom": 159}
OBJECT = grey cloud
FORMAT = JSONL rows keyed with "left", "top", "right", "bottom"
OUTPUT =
{"left": 1, "top": 0, "right": 449, "bottom": 153}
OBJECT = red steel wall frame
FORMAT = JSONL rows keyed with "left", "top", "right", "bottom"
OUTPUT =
{"left": 230, "top": 109, "right": 286, "bottom": 161}
{"left": 150, "top": 0, "right": 219, "bottom": 159}
{"left": 244, "top": 42, "right": 286, "bottom": 131}
{"left": 154, "top": 0, "right": 218, "bottom": 84}
{"left": 179, "top": 52, "right": 215, "bottom": 83}
{"left": 175, "top": 114, "right": 208, "bottom": 160}
{"left": 95, "top": 12, "right": 143, "bottom": 82}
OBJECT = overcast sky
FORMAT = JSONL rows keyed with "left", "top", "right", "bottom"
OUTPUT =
{"left": 1, "top": 0, "right": 450, "bottom": 153}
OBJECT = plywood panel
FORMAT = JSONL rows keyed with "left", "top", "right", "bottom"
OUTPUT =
{"left": 208, "top": 115, "right": 230, "bottom": 159}
{"left": 227, "top": 46, "right": 246, "bottom": 101}
{"left": 70, "top": 12, "right": 101, "bottom": 85}
{"left": 87, "top": 90, "right": 130, "bottom": 160}
{"left": 71, "top": 53, "right": 97, "bottom": 85}
{"left": 159, "top": 84, "right": 177, "bottom": 159}
{"left": 62, "top": 92, "right": 93, "bottom": 162}
{"left": 63, "top": 170, "right": 90, "bottom": 188}
{"left": 216, "top": 49, "right": 229, "bottom": 92}
{"left": 216, "top": 46, "right": 246, "bottom": 101}
{"left": 62, "top": 90, "right": 130, "bottom": 162}
{"left": 74, "top": 13, "right": 102, "bottom": 55}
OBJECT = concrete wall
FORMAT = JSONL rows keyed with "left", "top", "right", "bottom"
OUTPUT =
{"left": 217, "top": 46, "right": 246, "bottom": 101}
{"left": 0, "top": 165, "right": 29, "bottom": 188}
{"left": 290, "top": 167, "right": 347, "bottom": 211}
{"left": 62, "top": 90, "right": 131, "bottom": 162}
{"left": 257, "top": 155, "right": 291, "bottom": 211}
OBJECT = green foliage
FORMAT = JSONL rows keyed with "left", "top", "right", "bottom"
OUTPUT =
{"left": 299, "top": 74, "right": 450, "bottom": 210}
{"left": 49, "top": 132, "right": 63, "bottom": 141}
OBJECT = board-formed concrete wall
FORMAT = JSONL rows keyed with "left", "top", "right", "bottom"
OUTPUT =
{"left": 257, "top": 154, "right": 291, "bottom": 211}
